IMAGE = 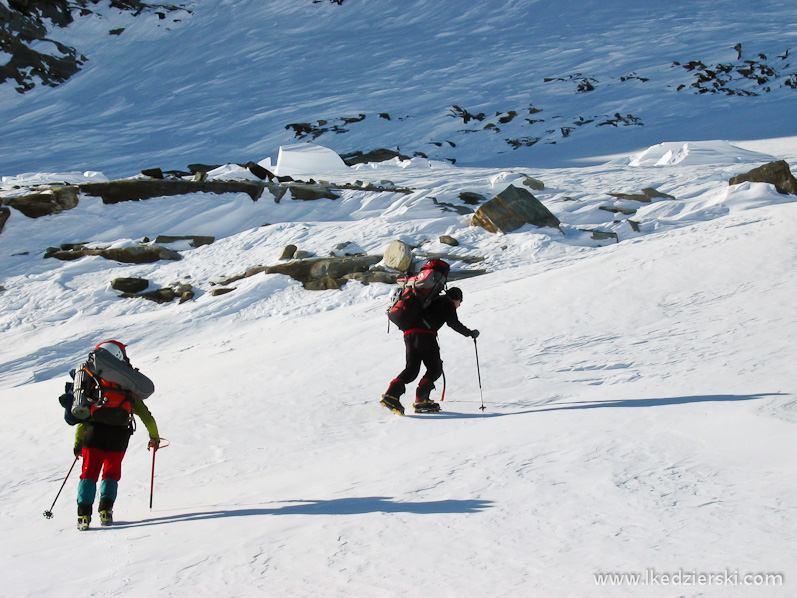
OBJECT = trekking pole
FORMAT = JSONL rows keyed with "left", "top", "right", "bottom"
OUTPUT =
{"left": 473, "top": 338, "right": 485, "bottom": 411}
{"left": 440, "top": 368, "right": 447, "bottom": 402}
{"left": 43, "top": 455, "right": 80, "bottom": 519}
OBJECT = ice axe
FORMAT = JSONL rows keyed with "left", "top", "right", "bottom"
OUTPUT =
{"left": 43, "top": 455, "right": 80, "bottom": 519}
{"left": 148, "top": 438, "right": 169, "bottom": 509}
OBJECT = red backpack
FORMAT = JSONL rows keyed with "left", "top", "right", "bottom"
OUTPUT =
{"left": 387, "top": 259, "right": 450, "bottom": 331}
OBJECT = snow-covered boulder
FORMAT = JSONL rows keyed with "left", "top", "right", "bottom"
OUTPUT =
{"left": 275, "top": 143, "right": 350, "bottom": 176}
{"left": 729, "top": 160, "right": 797, "bottom": 195}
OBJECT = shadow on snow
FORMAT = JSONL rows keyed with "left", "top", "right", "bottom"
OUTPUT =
{"left": 431, "top": 393, "right": 787, "bottom": 418}
{"left": 113, "top": 496, "right": 494, "bottom": 527}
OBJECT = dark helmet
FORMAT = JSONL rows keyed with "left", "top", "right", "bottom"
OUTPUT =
{"left": 447, "top": 287, "right": 463, "bottom": 302}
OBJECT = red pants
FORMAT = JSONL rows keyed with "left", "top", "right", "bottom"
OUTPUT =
{"left": 80, "top": 447, "right": 125, "bottom": 482}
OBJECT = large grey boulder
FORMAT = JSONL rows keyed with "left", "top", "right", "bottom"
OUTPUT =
{"left": 729, "top": 160, "right": 797, "bottom": 195}
{"left": 471, "top": 185, "right": 560, "bottom": 233}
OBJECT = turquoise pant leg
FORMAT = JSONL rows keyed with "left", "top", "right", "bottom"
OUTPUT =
{"left": 100, "top": 478, "right": 118, "bottom": 502}
{"left": 77, "top": 479, "right": 96, "bottom": 506}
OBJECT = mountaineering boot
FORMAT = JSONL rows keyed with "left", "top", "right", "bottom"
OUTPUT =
{"left": 380, "top": 394, "right": 405, "bottom": 415}
{"left": 413, "top": 398, "right": 441, "bottom": 413}
{"left": 99, "top": 510, "right": 113, "bottom": 527}
{"left": 77, "top": 503, "right": 92, "bottom": 531}
{"left": 98, "top": 496, "right": 114, "bottom": 526}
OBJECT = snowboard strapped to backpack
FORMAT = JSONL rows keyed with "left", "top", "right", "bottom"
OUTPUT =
{"left": 59, "top": 347, "right": 155, "bottom": 426}
{"left": 387, "top": 259, "right": 450, "bottom": 331}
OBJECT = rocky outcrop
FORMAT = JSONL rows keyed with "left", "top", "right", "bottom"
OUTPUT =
{"left": 154, "top": 235, "right": 215, "bottom": 247}
{"left": 3, "top": 186, "right": 79, "bottom": 217}
{"left": 729, "top": 160, "right": 797, "bottom": 195}
{"left": 216, "top": 249, "right": 488, "bottom": 293}
{"left": 1, "top": 1, "right": 186, "bottom": 93}
{"left": 471, "top": 185, "right": 560, "bottom": 233}
{"left": 78, "top": 179, "right": 270, "bottom": 203}
{"left": 45, "top": 244, "right": 182, "bottom": 263}
{"left": 218, "top": 255, "right": 383, "bottom": 289}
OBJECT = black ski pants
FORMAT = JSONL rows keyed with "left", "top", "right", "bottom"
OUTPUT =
{"left": 387, "top": 331, "right": 442, "bottom": 401}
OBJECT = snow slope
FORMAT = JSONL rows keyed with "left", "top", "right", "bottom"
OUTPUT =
{"left": 1, "top": 1, "right": 796, "bottom": 597}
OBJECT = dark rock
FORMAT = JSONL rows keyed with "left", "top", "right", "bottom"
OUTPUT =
{"left": 245, "top": 161, "right": 275, "bottom": 181}
{"left": 111, "top": 277, "right": 149, "bottom": 293}
{"left": 439, "top": 235, "right": 459, "bottom": 246}
{"left": 729, "top": 160, "right": 797, "bottom": 195}
{"left": 641, "top": 187, "right": 675, "bottom": 200}
{"left": 523, "top": 176, "right": 545, "bottom": 191}
{"left": 286, "top": 184, "right": 340, "bottom": 201}
{"left": 154, "top": 235, "right": 215, "bottom": 247}
{"left": 471, "top": 185, "right": 560, "bottom": 233}
{"left": 187, "top": 163, "right": 223, "bottom": 175}
{"left": 4, "top": 185, "right": 79, "bottom": 218}
{"left": 141, "top": 168, "right": 164, "bottom": 179}
{"left": 340, "top": 148, "right": 411, "bottom": 166}
{"left": 459, "top": 192, "right": 486, "bottom": 205}
{"left": 210, "top": 287, "right": 235, "bottom": 297}
{"left": 135, "top": 288, "right": 176, "bottom": 304}
{"left": 599, "top": 206, "right": 637, "bottom": 215}
{"left": 607, "top": 192, "right": 651, "bottom": 203}
{"left": 0, "top": 207, "right": 10, "bottom": 234}
{"left": 581, "top": 229, "right": 618, "bottom": 242}
{"left": 279, "top": 245, "right": 298, "bottom": 260}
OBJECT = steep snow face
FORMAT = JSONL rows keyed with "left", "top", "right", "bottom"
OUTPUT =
{"left": 0, "top": 0, "right": 794, "bottom": 177}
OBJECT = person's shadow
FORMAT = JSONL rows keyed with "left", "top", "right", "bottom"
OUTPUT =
{"left": 114, "top": 497, "right": 494, "bottom": 528}
{"left": 422, "top": 393, "right": 786, "bottom": 419}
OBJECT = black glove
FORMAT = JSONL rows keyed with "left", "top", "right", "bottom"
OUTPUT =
{"left": 73, "top": 445, "right": 82, "bottom": 457}
{"left": 471, "top": 329, "right": 480, "bottom": 338}
{"left": 148, "top": 437, "right": 160, "bottom": 451}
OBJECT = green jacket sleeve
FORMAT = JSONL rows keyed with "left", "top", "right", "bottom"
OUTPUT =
{"left": 74, "top": 423, "right": 86, "bottom": 451}
{"left": 133, "top": 398, "right": 159, "bottom": 440}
